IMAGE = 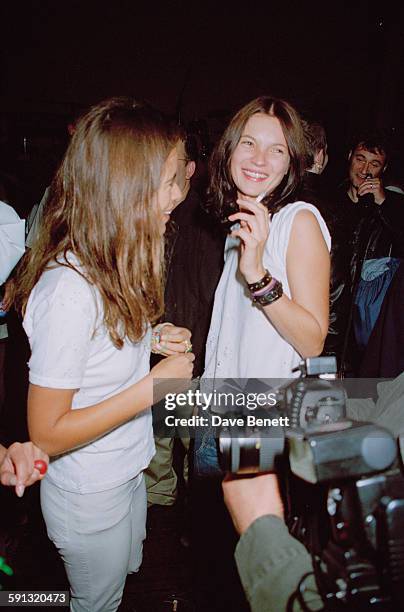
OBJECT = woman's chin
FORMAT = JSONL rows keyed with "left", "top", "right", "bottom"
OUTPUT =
{"left": 237, "top": 189, "right": 264, "bottom": 201}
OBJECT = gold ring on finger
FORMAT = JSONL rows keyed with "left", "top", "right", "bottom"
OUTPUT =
{"left": 183, "top": 340, "right": 192, "bottom": 353}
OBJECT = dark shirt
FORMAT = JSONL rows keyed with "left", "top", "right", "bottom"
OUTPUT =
{"left": 337, "top": 185, "right": 404, "bottom": 278}
{"left": 335, "top": 185, "right": 404, "bottom": 373}
{"left": 151, "top": 188, "right": 225, "bottom": 377}
{"left": 298, "top": 171, "right": 338, "bottom": 227}
{"left": 298, "top": 173, "right": 352, "bottom": 364}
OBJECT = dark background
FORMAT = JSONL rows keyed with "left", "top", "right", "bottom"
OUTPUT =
{"left": 1, "top": 0, "right": 403, "bottom": 214}
{"left": 0, "top": 3, "right": 403, "bottom": 607}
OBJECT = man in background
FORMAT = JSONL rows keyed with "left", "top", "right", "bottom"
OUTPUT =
{"left": 336, "top": 130, "right": 404, "bottom": 374}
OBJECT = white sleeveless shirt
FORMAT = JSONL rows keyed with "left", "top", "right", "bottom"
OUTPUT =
{"left": 203, "top": 202, "right": 331, "bottom": 380}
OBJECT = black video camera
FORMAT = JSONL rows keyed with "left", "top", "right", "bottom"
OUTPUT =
{"left": 215, "top": 357, "right": 404, "bottom": 610}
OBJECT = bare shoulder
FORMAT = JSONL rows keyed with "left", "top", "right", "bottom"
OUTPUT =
{"left": 288, "top": 208, "right": 325, "bottom": 245}
{"left": 292, "top": 208, "right": 322, "bottom": 229}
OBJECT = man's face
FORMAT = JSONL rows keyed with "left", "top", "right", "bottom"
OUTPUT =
{"left": 174, "top": 140, "right": 196, "bottom": 208}
{"left": 348, "top": 144, "right": 387, "bottom": 189}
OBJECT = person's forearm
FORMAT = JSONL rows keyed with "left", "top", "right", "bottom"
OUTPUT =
{"left": 261, "top": 295, "right": 326, "bottom": 358}
{"left": 28, "top": 374, "right": 153, "bottom": 456}
{"left": 236, "top": 515, "right": 320, "bottom": 612}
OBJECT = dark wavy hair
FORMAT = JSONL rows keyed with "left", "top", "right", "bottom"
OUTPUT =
{"left": 13, "top": 97, "right": 180, "bottom": 348}
{"left": 206, "top": 96, "right": 307, "bottom": 223}
{"left": 349, "top": 128, "right": 391, "bottom": 162}
{"left": 302, "top": 119, "right": 327, "bottom": 168}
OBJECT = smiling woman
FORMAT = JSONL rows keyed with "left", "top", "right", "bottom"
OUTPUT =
{"left": 230, "top": 114, "right": 290, "bottom": 199}
{"left": 194, "top": 99, "right": 332, "bottom": 579}
{"left": 203, "top": 96, "right": 331, "bottom": 383}
{"left": 11, "top": 97, "right": 194, "bottom": 612}
{"left": 157, "top": 146, "right": 181, "bottom": 231}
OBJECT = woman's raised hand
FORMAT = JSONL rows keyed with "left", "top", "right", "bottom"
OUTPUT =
{"left": 151, "top": 323, "right": 192, "bottom": 355}
{"left": 228, "top": 197, "right": 270, "bottom": 284}
{"left": 149, "top": 353, "right": 195, "bottom": 402}
{"left": 150, "top": 352, "right": 195, "bottom": 380}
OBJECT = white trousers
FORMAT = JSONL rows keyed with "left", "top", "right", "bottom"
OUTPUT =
{"left": 41, "top": 473, "right": 147, "bottom": 612}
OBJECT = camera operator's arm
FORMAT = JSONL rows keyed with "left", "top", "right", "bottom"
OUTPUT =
{"left": 347, "top": 372, "right": 404, "bottom": 435}
{"left": 223, "top": 474, "right": 321, "bottom": 612}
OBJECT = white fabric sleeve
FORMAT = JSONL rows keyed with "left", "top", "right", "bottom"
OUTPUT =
{"left": 0, "top": 200, "right": 25, "bottom": 284}
{"left": 26, "top": 270, "right": 98, "bottom": 389}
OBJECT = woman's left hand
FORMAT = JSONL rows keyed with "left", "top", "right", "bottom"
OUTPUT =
{"left": 228, "top": 197, "right": 270, "bottom": 283}
{"left": 0, "top": 442, "right": 49, "bottom": 497}
{"left": 152, "top": 323, "right": 192, "bottom": 356}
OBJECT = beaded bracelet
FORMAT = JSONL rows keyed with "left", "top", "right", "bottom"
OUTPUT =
{"left": 252, "top": 280, "right": 283, "bottom": 306}
{"left": 247, "top": 269, "right": 272, "bottom": 293}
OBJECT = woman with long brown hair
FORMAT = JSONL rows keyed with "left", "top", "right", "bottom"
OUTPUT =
{"left": 192, "top": 97, "right": 331, "bottom": 612}
{"left": 196, "top": 96, "right": 331, "bottom": 476}
{"left": 13, "top": 97, "right": 194, "bottom": 612}
{"left": 204, "top": 95, "right": 330, "bottom": 380}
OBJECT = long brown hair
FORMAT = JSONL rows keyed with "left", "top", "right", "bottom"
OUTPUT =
{"left": 207, "top": 96, "right": 307, "bottom": 223}
{"left": 14, "top": 97, "right": 180, "bottom": 348}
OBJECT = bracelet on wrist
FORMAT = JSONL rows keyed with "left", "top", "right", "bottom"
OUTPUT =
{"left": 247, "top": 269, "right": 272, "bottom": 293}
{"left": 252, "top": 280, "right": 283, "bottom": 306}
{"left": 252, "top": 277, "right": 277, "bottom": 297}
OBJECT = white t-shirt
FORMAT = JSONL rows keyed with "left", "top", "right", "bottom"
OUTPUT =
{"left": 23, "top": 257, "right": 155, "bottom": 493}
{"left": 203, "top": 202, "right": 331, "bottom": 381}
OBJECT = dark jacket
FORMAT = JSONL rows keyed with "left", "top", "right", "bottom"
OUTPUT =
{"left": 359, "top": 260, "right": 404, "bottom": 377}
{"left": 298, "top": 173, "right": 352, "bottom": 363}
{"left": 340, "top": 187, "right": 404, "bottom": 285}
{"left": 299, "top": 176, "right": 404, "bottom": 373}
{"left": 337, "top": 186, "right": 404, "bottom": 374}
{"left": 151, "top": 188, "right": 225, "bottom": 377}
